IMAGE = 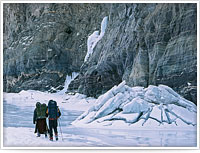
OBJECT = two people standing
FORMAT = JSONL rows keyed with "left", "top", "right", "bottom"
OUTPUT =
{"left": 33, "top": 100, "right": 61, "bottom": 141}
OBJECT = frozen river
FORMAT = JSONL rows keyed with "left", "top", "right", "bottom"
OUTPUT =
{"left": 3, "top": 101, "right": 197, "bottom": 147}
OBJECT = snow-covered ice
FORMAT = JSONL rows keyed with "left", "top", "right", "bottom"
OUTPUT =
{"left": 2, "top": 81, "right": 197, "bottom": 147}
{"left": 73, "top": 81, "right": 197, "bottom": 129}
{"left": 3, "top": 90, "right": 94, "bottom": 111}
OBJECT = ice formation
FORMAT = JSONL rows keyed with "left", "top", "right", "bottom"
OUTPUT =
{"left": 99, "top": 16, "right": 108, "bottom": 38}
{"left": 72, "top": 81, "right": 197, "bottom": 128}
{"left": 58, "top": 72, "right": 79, "bottom": 94}
{"left": 85, "top": 31, "right": 99, "bottom": 62}
{"left": 84, "top": 16, "right": 108, "bottom": 62}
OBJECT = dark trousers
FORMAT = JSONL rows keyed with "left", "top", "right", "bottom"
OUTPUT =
{"left": 36, "top": 118, "right": 48, "bottom": 134}
{"left": 49, "top": 119, "right": 58, "bottom": 138}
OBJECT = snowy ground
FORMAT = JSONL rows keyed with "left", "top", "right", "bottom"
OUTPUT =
{"left": 3, "top": 87, "right": 197, "bottom": 147}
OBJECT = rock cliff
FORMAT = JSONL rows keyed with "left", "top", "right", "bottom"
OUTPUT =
{"left": 3, "top": 3, "right": 197, "bottom": 104}
{"left": 3, "top": 3, "right": 109, "bottom": 92}
{"left": 68, "top": 3, "right": 197, "bottom": 104}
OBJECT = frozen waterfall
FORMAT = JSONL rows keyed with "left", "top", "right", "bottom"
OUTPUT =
{"left": 57, "top": 72, "right": 79, "bottom": 94}
{"left": 84, "top": 16, "right": 108, "bottom": 62}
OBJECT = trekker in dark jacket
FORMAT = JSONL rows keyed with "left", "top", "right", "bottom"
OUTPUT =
{"left": 46, "top": 100, "right": 61, "bottom": 141}
{"left": 33, "top": 102, "right": 48, "bottom": 138}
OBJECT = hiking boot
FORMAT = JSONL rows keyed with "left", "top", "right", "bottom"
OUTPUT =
{"left": 50, "top": 137, "right": 53, "bottom": 141}
{"left": 55, "top": 134, "right": 58, "bottom": 141}
{"left": 37, "top": 133, "right": 40, "bottom": 137}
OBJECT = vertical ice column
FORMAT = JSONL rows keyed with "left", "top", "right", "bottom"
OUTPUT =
{"left": 84, "top": 16, "right": 108, "bottom": 62}
{"left": 99, "top": 16, "right": 108, "bottom": 38}
{"left": 85, "top": 31, "right": 99, "bottom": 62}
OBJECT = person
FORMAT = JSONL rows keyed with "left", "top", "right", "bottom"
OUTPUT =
{"left": 46, "top": 100, "right": 61, "bottom": 141}
{"left": 33, "top": 102, "right": 48, "bottom": 138}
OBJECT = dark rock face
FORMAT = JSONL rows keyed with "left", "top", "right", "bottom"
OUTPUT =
{"left": 68, "top": 3, "right": 197, "bottom": 104}
{"left": 3, "top": 3, "right": 109, "bottom": 92}
{"left": 4, "top": 3, "right": 197, "bottom": 104}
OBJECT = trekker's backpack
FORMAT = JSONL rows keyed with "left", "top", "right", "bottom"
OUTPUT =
{"left": 36, "top": 103, "right": 47, "bottom": 119}
{"left": 48, "top": 100, "right": 58, "bottom": 119}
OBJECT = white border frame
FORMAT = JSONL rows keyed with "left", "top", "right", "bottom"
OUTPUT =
{"left": 1, "top": 0, "right": 199, "bottom": 150}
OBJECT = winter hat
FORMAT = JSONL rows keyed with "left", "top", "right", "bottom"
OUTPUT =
{"left": 36, "top": 102, "right": 41, "bottom": 107}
